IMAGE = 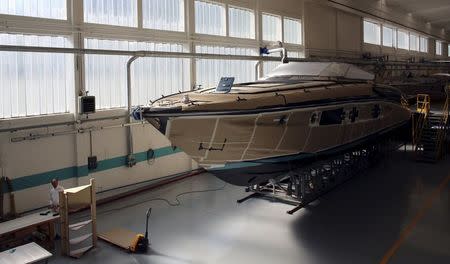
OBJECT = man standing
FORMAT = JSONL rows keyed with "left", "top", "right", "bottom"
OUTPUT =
{"left": 49, "top": 179, "right": 64, "bottom": 212}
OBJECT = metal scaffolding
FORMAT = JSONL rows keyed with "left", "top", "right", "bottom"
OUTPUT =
{"left": 237, "top": 127, "right": 408, "bottom": 214}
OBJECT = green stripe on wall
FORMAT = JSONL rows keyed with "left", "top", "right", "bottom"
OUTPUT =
{"left": 4, "top": 146, "right": 182, "bottom": 193}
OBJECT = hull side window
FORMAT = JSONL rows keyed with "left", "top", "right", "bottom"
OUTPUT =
{"left": 319, "top": 108, "right": 344, "bottom": 125}
{"left": 349, "top": 107, "right": 359, "bottom": 123}
{"left": 371, "top": 104, "right": 381, "bottom": 118}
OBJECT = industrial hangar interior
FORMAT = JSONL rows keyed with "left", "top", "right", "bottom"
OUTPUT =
{"left": 0, "top": 0, "right": 449, "bottom": 263}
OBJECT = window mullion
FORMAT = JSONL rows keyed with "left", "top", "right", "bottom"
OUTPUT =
{"left": 137, "top": 0, "right": 143, "bottom": 29}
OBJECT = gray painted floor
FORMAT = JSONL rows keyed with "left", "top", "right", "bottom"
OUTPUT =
{"left": 49, "top": 149, "right": 450, "bottom": 264}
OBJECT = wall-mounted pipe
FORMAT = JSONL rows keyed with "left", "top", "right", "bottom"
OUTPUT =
{"left": 0, "top": 114, "right": 128, "bottom": 134}
{"left": 255, "top": 61, "right": 262, "bottom": 80}
{"left": 1, "top": 45, "right": 449, "bottom": 67}
{"left": 9, "top": 121, "right": 147, "bottom": 143}
{"left": 266, "top": 47, "right": 289, "bottom": 63}
{"left": 0, "top": 45, "right": 287, "bottom": 62}
{"left": 126, "top": 55, "right": 141, "bottom": 167}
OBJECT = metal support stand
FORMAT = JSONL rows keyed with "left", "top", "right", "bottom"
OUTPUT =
{"left": 237, "top": 132, "right": 406, "bottom": 214}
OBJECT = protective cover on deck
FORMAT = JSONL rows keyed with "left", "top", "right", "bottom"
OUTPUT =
{"left": 265, "top": 62, "right": 374, "bottom": 81}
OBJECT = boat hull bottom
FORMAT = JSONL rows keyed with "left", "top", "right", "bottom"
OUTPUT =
{"left": 208, "top": 121, "right": 410, "bottom": 186}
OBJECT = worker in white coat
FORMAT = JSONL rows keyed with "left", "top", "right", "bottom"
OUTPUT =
{"left": 49, "top": 179, "right": 64, "bottom": 212}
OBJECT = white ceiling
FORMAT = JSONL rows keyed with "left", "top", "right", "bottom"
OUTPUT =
{"left": 386, "top": 0, "right": 450, "bottom": 32}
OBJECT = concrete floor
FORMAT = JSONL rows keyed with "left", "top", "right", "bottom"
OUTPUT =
{"left": 49, "top": 149, "right": 450, "bottom": 264}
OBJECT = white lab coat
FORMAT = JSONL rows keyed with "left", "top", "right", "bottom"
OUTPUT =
{"left": 49, "top": 185, "right": 64, "bottom": 207}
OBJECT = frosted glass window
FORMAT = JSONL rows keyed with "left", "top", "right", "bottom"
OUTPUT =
{"left": 382, "top": 26, "right": 395, "bottom": 47}
{"left": 263, "top": 51, "right": 303, "bottom": 77}
{"left": 84, "top": 0, "right": 137, "bottom": 27}
{"left": 397, "top": 30, "right": 409, "bottom": 50}
{"left": 284, "top": 18, "right": 302, "bottom": 45}
{"left": 85, "top": 38, "right": 189, "bottom": 109}
{"left": 262, "top": 13, "right": 282, "bottom": 42}
{"left": 195, "top": 0, "right": 225, "bottom": 36}
{"left": 363, "top": 20, "right": 380, "bottom": 45}
{"left": 229, "top": 6, "right": 255, "bottom": 39}
{"left": 143, "top": 0, "right": 185, "bottom": 32}
{"left": 436, "top": 41, "right": 443, "bottom": 56}
{"left": 410, "top": 34, "right": 419, "bottom": 51}
{"left": 0, "top": 0, "right": 66, "bottom": 19}
{"left": 195, "top": 45, "right": 257, "bottom": 88}
{"left": 420, "top": 36, "right": 428, "bottom": 53}
{"left": 0, "top": 33, "right": 74, "bottom": 119}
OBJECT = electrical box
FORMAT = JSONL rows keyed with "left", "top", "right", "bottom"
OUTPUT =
{"left": 88, "top": 156, "right": 98, "bottom": 170}
{"left": 80, "top": 96, "right": 96, "bottom": 114}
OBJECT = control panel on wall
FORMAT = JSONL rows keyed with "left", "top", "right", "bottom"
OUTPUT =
{"left": 79, "top": 96, "right": 96, "bottom": 114}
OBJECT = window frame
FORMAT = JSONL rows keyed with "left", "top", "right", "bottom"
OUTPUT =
{"left": 83, "top": 0, "right": 138, "bottom": 28}
{"left": 0, "top": 0, "right": 69, "bottom": 21}
{"left": 419, "top": 36, "right": 428, "bottom": 53}
{"left": 0, "top": 32, "right": 75, "bottom": 119}
{"left": 382, "top": 25, "right": 396, "bottom": 48}
{"left": 397, "top": 29, "right": 409, "bottom": 50}
{"left": 409, "top": 33, "right": 419, "bottom": 52}
{"left": 194, "top": 0, "right": 227, "bottom": 36}
{"left": 142, "top": 0, "right": 186, "bottom": 32}
{"left": 436, "top": 40, "right": 443, "bottom": 56}
{"left": 262, "top": 12, "right": 283, "bottom": 42}
{"left": 228, "top": 5, "right": 256, "bottom": 40}
{"left": 283, "top": 17, "right": 302, "bottom": 45}
{"left": 0, "top": 0, "right": 307, "bottom": 119}
{"left": 363, "top": 19, "right": 381, "bottom": 45}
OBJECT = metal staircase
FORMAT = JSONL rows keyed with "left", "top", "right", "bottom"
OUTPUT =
{"left": 412, "top": 94, "right": 430, "bottom": 148}
{"left": 414, "top": 84, "right": 450, "bottom": 162}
